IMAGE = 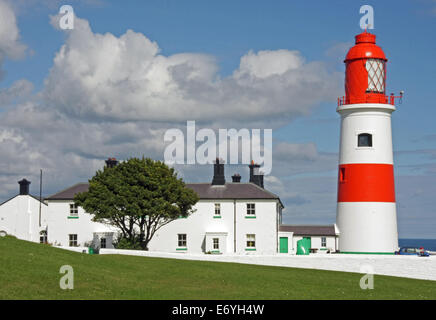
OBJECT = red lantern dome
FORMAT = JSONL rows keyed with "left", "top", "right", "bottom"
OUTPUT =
{"left": 340, "top": 31, "right": 389, "bottom": 105}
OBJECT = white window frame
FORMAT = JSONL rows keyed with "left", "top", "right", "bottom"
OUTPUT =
{"left": 178, "top": 234, "right": 187, "bottom": 247}
{"left": 321, "top": 237, "right": 327, "bottom": 248}
{"left": 246, "top": 234, "right": 256, "bottom": 248}
{"left": 69, "top": 234, "right": 78, "bottom": 247}
{"left": 40, "top": 230, "right": 47, "bottom": 244}
{"left": 69, "top": 203, "right": 79, "bottom": 216}
{"left": 246, "top": 203, "right": 255, "bottom": 216}
{"left": 100, "top": 238, "right": 106, "bottom": 249}
{"left": 214, "top": 203, "right": 221, "bottom": 216}
{"left": 213, "top": 238, "right": 219, "bottom": 250}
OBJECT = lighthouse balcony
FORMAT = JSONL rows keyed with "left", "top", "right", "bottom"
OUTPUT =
{"left": 338, "top": 94, "right": 401, "bottom": 107}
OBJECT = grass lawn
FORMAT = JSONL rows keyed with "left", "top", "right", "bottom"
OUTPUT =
{"left": 1, "top": 236, "right": 435, "bottom": 300}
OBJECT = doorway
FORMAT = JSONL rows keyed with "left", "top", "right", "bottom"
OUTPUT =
{"left": 279, "top": 237, "right": 288, "bottom": 253}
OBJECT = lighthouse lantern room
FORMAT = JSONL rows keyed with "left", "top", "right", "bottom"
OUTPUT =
{"left": 336, "top": 31, "right": 399, "bottom": 254}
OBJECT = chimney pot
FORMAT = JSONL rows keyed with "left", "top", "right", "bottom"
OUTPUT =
{"left": 212, "top": 158, "right": 226, "bottom": 185}
{"left": 18, "top": 179, "right": 31, "bottom": 195}
{"left": 105, "top": 157, "right": 118, "bottom": 168}
{"left": 248, "top": 162, "right": 264, "bottom": 188}
{"left": 232, "top": 173, "right": 241, "bottom": 183}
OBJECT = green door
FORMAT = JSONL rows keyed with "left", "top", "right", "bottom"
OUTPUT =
{"left": 296, "top": 237, "right": 311, "bottom": 255}
{"left": 279, "top": 237, "right": 288, "bottom": 253}
{"left": 303, "top": 237, "right": 311, "bottom": 249}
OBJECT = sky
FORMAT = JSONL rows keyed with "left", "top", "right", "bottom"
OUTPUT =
{"left": 0, "top": 0, "right": 435, "bottom": 238}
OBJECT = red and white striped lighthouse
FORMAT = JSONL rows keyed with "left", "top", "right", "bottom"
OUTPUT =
{"left": 336, "top": 31, "right": 399, "bottom": 254}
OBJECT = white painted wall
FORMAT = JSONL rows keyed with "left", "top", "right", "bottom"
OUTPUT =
{"left": 0, "top": 194, "right": 282, "bottom": 255}
{"left": 148, "top": 199, "right": 279, "bottom": 255}
{"left": 337, "top": 103, "right": 395, "bottom": 165}
{"left": 337, "top": 202, "right": 398, "bottom": 253}
{"left": 0, "top": 195, "right": 49, "bottom": 243}
{"left": 46, "top": 200, "right": 116, "bottom": 248}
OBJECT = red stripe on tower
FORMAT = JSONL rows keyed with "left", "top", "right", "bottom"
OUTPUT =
{"left": 337, "top": 164, "right": 395, "bottom": 203}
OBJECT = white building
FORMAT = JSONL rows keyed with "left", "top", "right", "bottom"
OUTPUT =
{"left": 0, "top": 179, "right": 49, "bottom": 243}
{"left": 44, "top": 183, "right": 118, "bottom": 249}
{"left": 148, "top": 183, "right": 283, "bottom": 255}
{"left": 0, "top": 159, "right": 338, "bottom": 255}
{"left": 278, "top": 225, "right": 339, "bottom": 254}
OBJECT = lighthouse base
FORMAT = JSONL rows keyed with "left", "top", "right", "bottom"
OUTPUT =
{"left": 337, "top": 202, "right": 398, "bottom": 253}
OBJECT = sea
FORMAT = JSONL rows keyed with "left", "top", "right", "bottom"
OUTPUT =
{"left": 399, "top": 239, "right": 436, "bottom": 251}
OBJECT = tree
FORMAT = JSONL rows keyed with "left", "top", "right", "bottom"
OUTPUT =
{"left": 74, "top": 157, "right": 199, "bottom": 250}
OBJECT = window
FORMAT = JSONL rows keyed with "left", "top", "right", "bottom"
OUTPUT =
{"left": 178, "top": 234, "right": 187, "bottom": 247}
{"left": 69, "top": 234, "right": 78, "bottom": 247}
{"left": 40, "top": 230, "right": 47, "bottom": 244}
{"left": 358, "top": 133, "right": 373, "bottom": 147}
{"left": 69, "top": 203, "right": 79, "bottom": 216}
{"left": 321, "top": 237, "right": 327, "bottom": 247}
{"left": 366, "top": 59, "right": 385, "bottom": 93}
{"left": 339, "top": 167, "right": 346, "bottom": 182}
{"left": 214, "top": 203, "right": 221, "bottom": 216}
{"left": 246, "top": 234, "right": 256, "bottom": 248}
{"left": 213, "top": 238, "right": 219, "bottom": 250}
{"left": 246, "top": 203, "right": 255, "bottom": 215}
{"left": 100, "top": 238, "right": 106, "bottom": 249}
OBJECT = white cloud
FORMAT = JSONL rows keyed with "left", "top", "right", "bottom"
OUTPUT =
{"left": 0, "top": 0, "right": 27, "bottom": 78}
{"left": 234, "top": 49, "right": 303, "bottom": 79}
{"left": 274, "top": 142, "right": 318, "bottom": 161}
{"left": 324, "top": 42, "right": 352, "bottom": 60}
{"left": 40, "top": 15, "right": 341, "bottom": 124}
{"left": 0, "top": 79, "right": 33, "bottom": 106}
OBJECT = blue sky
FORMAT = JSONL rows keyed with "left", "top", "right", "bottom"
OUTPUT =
{"left": 0, "top": 0, "right": 435, "bottom": 238}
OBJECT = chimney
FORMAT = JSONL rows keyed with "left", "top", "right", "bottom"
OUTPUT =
{"left": 249, "top": 161, "right": 264, "bottom": 188}
{"left": 232, "top": 173, "right": 241, "bottom": 183}
{"left": 258, "top": 174, "right": 264, "bottom": 188}
{"left": 105, "top": 157, "right": 118, "bottom": 168}
{"left": 212, "top": 158, "right": 225, "bottom": 185}
{"left": 18, "top": 179, "right": 31, "bottom": 195}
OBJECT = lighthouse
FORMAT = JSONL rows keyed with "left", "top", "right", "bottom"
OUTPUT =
{"left": 336, "top": 31, "right": 399, "bottom": 254}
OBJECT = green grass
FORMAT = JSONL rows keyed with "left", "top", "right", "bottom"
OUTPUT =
{"left": 1, "top": 236, "right": 435, "bottom": 300}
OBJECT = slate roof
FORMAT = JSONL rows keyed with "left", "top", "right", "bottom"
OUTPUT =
{"left": 279, "top": 225, "right": 337, "bottom": 236}
{"left": 45, "top": 183, "right": 89, "bottom": 200}
{"left": 45, "top": 182, "right": 283, "bottom": 207}
{"left": 186, "top": 183, "right": 280, "bottom": 201}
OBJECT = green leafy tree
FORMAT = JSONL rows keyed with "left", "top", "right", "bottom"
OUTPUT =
{"left": 74, "top": 157, "right": 199, "bottom": 250}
